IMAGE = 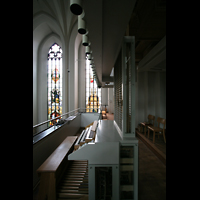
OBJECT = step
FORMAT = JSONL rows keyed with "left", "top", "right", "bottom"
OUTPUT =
{"left": 57, "top": 193, "right": 88, "bottom": 198}
{"left": 65, "top": 172, "right": 88, "bottom": 175}
{"left": 58, "top": 189, "right": 88, "bottom": 194}
{"left": 68, "top": 168, "right": 88, "bottom": 171}
{"left": 64, "top": 175, "right": 86, "bottom": 178}
{"left": 62, "top": 179, "right": 88, "bottom": 183}
{"left": 60, "top": 186, "right": 88, "bottom": 190}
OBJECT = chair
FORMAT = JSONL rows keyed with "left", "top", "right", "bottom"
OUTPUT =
{"left": 147, "top": 117, "right": 166, "bottom": 143}
{"left": 102, "top": 110, "right": 107, "bottom": 119}
{"left": 140, "top": 115, "right": 155, "bottom": 136}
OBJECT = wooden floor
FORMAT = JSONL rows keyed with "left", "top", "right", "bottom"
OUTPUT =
{"left": 136, "top": 128, "right": 166, "bottom": 165}
{"left": 102, "top": 113, "right": 114, "bottom": 120}
{"left": 137, "top": 138, "right": 166, "bottom": 200}
{"left": 33, "top": 126, "right": 166, "bottom": 200}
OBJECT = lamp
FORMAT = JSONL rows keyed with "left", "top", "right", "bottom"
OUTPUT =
{"left": 87, "top": 54, "right": 91, "bottom": 60}
{"left": 82, "top": 34, "right": 88, "bottom": 46}
{"left": 70, "top": 0, "right": 83, "bottom": 15}
{"left": 90, "top": 60, "right": 94, "bottom": 66}
{"left": 85, "top": 46, "right": 91, "bottom": 55}
{"left": 88, "top": 55, "right": 93, "bottom": 60}
{"left": 78, "top": 15, "right": 86, "bottom": 34}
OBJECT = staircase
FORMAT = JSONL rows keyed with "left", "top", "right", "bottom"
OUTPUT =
{"left": 57, "top": 160, "right": 88, "bottom": 200}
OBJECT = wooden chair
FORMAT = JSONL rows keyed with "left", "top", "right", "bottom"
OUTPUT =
{"left": 147, "top": 117, "right": 166, "bottom": 143}
{"left": 102, "top": 110, "right": 107, "bottom": 119}
{"left": 140, "top": 115, "right": 155, "bottom": 136}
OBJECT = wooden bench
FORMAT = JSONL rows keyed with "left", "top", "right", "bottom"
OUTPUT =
{"left": 37, "top": 136, "right": 77, "bottom": 200}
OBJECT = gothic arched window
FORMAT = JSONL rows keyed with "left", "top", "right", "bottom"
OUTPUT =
{"left": 47, "top": 43, "right": 62, "bottom": 125}
{"left": 86, "top": 60, "right": 101, "bottom": 112}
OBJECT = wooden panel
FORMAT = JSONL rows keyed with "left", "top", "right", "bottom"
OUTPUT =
{"left": 120, "top": 158, "right": 134, "bottom": 164}
{"left": 37, "top": 136, "right": 77, "bottom": 173}
{"left": 121, "top": 165, "right": 133, "bottom": 171}
{"left": 121, "top": 185, "right": 134, "bottom": 191}
{"left": 38, "top": 172, "right": 56, "bottom": 200}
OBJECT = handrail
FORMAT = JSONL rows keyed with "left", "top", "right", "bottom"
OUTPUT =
{"left": 33, "top": 107, "right": 102, "bottom": 133}
{"left": 33, "top": 108, "right": 80, "bottom": 129}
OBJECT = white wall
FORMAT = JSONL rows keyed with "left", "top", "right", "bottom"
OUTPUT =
{"left": 108, "top": 88, "right": 114, "bottom": 113}
{"left": 68, "top": 21, "right": 81, "bottom": 111}
{"left": 37, "top": 35, "right": 62, "bottom": 124}
{"left": 135, "top": 35, "right": 166, "bottom": 127}
{"left": 101, "top": 88, "right": 108, "bottom": 111}
{"left": 81, "top": 113, "right": 100, "bottom": 127}
{"left": 135, "top": 71, "right": 166, "bottom": 127}
{"left": 33, "top": 13, "right": 66, "bottom": 125}
{"left": 33, "top": 0, "right": 78, "bottom": 125}
{"left": 78, "top": 44, "right": 86, "bottom": 109}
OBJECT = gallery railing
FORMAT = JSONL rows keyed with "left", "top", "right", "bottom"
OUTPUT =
{"left": 33, "top": 107, "right": 102, "bottom": 137}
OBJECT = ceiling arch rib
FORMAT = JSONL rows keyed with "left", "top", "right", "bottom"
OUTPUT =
{"left": 33, "top": 12, "right": 64, "bottom": 43}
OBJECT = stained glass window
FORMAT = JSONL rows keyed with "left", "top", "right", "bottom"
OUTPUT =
{"left": 86, "top": 59, "right": 101, "bottom": 112}
{"left": 47, "top": 43, "right": 62, "bottom": 125}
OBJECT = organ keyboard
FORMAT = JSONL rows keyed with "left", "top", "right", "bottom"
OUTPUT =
{"left": 74, "top": 130, "right": 85, "bottom": 150}
{"left": 74, "top": 120, "right": 98, "bottom": 151}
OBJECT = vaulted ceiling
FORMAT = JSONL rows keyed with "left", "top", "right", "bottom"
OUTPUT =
{"left": 33, "top": 0, "right": 166, "bottom": 86}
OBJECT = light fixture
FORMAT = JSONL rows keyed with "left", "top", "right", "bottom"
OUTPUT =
{"left": 88, "top": 56, "right": 93, "bottom": 60}
{"left": 87, "top": 54, "right": 91, "bottom": 60}
{"left": 82, "top": 35, "right": 88, "bottom": 46}
{"left": 90, "top": 60, "right": 94, "bottom": 65}
{"left": 85, "top": 46, "right": 91, "bottom": 55}
{"left": 70, "top": 0, "right": 83, "bottom": 15}
{"left": 78, "top": 15, "right": 86, "bottom": 34}
{"left": 90, "top": 64, "right": 95, "bottom": 69}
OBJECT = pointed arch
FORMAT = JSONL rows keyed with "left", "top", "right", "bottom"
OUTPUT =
{"left": 47, "top": 43, "right": 63, "bottom": 125}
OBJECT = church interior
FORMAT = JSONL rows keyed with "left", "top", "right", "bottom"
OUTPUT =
{"left": 33, "top": 0, "right": 166, "bottom": 199}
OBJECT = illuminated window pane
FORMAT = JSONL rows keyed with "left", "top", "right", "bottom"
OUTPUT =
{"left": 85, "top": 60, "right": 101, "bottom": 112}
{"left": 47, "top": 43, "right": 62, "bottom": 125}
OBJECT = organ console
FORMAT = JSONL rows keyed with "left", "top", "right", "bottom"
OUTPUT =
{"left": 68, "top": 120, "right": 139, "bottom": 200}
